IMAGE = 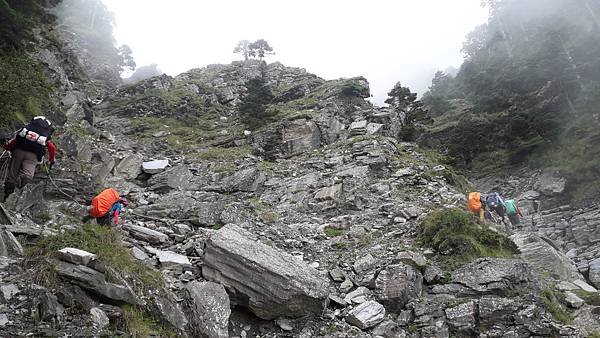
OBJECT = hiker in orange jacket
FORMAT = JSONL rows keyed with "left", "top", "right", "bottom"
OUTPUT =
{"left": 84, "top": 188, "right": 128, "bottom": 226}
{"left": 467, "top": 192, "right": 487, "bottom": 222}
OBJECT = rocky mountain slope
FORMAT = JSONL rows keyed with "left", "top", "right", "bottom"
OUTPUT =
{"left": 0, "top": 1, "right": 599, "bottom": 337}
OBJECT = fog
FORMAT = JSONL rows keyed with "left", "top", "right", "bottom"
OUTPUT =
{"left": 101, "top": 0, "right": 488, "bottom": 104}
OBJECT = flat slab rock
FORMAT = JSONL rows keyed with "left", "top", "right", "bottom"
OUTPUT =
{"left": 202, "top": 224, "right": 329, "bottom": 320}
{"left": 345, "top": 300, "right": 385, "bottom": 329}
{"left": 123, "top": 224, "right": 169, "bottom": 244}
{"left": 57, "top": 248, "right": 97, "bottom": 266}
{"left": 142, "top": 159, "right": 170, "bottom": 174}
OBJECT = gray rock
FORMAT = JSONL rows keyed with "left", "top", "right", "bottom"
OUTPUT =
{"left": 445, "top": 301, "right": 476, "bottom": 330}
{"left": 0, "top": 313, "right": 8, "bottom": 327}
{"left": 344, "top": 286, "right": 371, "bottom": 304}
{"left": 588, "top": 258, "right": 600, "bottom": 289}
{"left": 340, "top": 278, "right": 354, "bottom": 293}
{"left": 353, "top": 253, "right": 377, "bottom": 274}
{"left": 202, "top": 224, "right": 328, "bottom": 320}
{"left": 142, "top": 159, "right": 170, "bottom": 174}
{"left": 451, "top": 258, "right": 534, "bottom": 296}
{"left": 185, "top": 281, "right": 231, "bottom": 338}
{"left": 396, "top": 251, "right": 427, "bottom": 269}
{"left": 423, "top": 265, "right": 444, "bottom": 284}
{"left": 328, "top": 294, "right": 348, "bottom": 307}
{"left": 154, "top": 292, "right": 188, "bottom": 332}
{"left": 345, "top": 300, "right": 385, "bottom": 329}
{"left": 1, "top": 284, "right": 19, "bottom": 301}
{"left": 37, "top": 291, "right": 64, "bottom": 322}
{"left": 130, "top": 246, "right": 150, "bottom": 261}
{"left": 329, "top": 267, "right": 346, "bottom": 282}
{"left": 124, "top": 224, "right": 169, "bottom": 244}
{"left": 276, "top": 317, "right": 294, "bottom": 331}
{"left": 573, "top": 279, "right": 597, "bottom": 292}
{"left": 0, "top": 228, "right": 23, "bottom": 257}
{"left": 314, "top": 184, "right": 342, "bottom": 201}
{"left": 54, "top": 260, "right": 137, "bottom": 304}
{"left": 148, "top": 165, "right": 195, "bottom": 192}
{"left": 534, "top": 170, "right": 567, "bottom": 196}
{"left": 511, "top": 232, "right": 582, "bottom": 282}
{"left": 478, "top": 297, "right": 519, "bottom": 322}
{"left": 564, "top": 291, "right": 584, "bottom": 308}
{"left": 366, "top": 123, "right": 384, "bottom": 135}
{"left": 57, "top": 248, "right": 97, "bottom": 266}
{"left": 374, "top": 263, "right": 422, "bottom": 311}
{"left": 349, "top": 120, "right": 368, "bottom": 135}
{"left": 114, "top": 153, "right": 143, "bottom": 180}
{"left": 155, "top": 250, "right": 191, "bottom": 267}
{"left": 90, "top": 307, "right": 110, "bottom": 329}
{"left": 222, "top": 167, "right": 265, "bottom": 193}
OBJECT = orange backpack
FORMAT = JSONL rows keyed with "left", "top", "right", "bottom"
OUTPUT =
{"left": 90, "top": 188, "right": 120, "bottom": 218}
{"left": 467, "top": 192, "right": 482, "bottom": 213}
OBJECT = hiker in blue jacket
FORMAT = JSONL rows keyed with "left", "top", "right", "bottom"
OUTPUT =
{"left": 485, "top": 192, "right": 507, "bottom": 224}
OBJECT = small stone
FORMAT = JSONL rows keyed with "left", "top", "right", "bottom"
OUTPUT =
{"left": 556, "top": 281, "right": 579, "bottom": 291}
{"left": 340, "top": 278, "right": 354, "bottom": 293}
{"left": 329, "top": 268, "right": 345, "bottom": 282}
{"left": 0, "top": 314, "right": 8, "bottom": 327}
{"left": 1, "top": 284, "right": 19, "bottom": 301}
{"left": 276, "top": 317, "right": 293, "bottom": 331}
{"left": 153, "top": 130, "right": 170, "bottom": 138}
{"left": 344, "top": 286, "right": 371, "bottom": 304}
{"left": 156, "top": 251, "right": 191, "bottom": 267}
{"left": 564, "top": 291, "right": 584, "bottom": 308}
{"left": 329, "top": 294, "right": 348, "bottom": 307}
{"left": 130, "top": 247, "right": 150, "bottom": 261}
{"left": 345, "top": 300, "right": 385, "bottom": 329}
{"left": 309, "top": 262, "right": 320, "bottom": 269}
{"left": 353, "top": 253, "right": 377, "bottom": 274}
{"left": 90, "top": 307, "right": 110, "bottom": 329}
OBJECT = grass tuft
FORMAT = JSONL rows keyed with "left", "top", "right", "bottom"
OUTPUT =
{"left": 542, "top": 288, "right": 573, "bottom": 325}
{"left": 417, "top": 208, "right": 519, "bottom": 268}
{"left": 122, "top": 304, "right": 177, "bottom": 337}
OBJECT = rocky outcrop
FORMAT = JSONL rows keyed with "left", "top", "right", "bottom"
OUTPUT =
{"left": 202, "top": 224, "right": 329, "bottom": 319}
{"left": 374, "top": 263, "right": 423, "bottom": 311}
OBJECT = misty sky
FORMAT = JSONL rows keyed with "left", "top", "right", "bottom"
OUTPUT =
{"left": 102, "top": 0, "right": 488, "bottom": 105}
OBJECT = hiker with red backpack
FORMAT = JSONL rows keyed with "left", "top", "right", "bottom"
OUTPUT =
{"left": 85, "top": 188, "right": 129, "bottom": 226}
{"left": 2, "top": 116, "right": 57, "bottom": 201}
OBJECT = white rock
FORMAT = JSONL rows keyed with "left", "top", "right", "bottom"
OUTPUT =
{"left": 130, "top": 247, "right": 150, "bottom": 261}
{"left": 1, "top": 284, "right": 19, "bottom": 301}
{"left": 57, "top": 248, "right": 97, "bottom": 266}
{"left": 564, "top": 291, "right": 584, "bottom": 308}
{"left": 346, "top": 300, "right": 385, "bottom": 329}
{"left": 142, "top": 159, "right": 170, "bottom": 174}
{"left": 573, "top": 279, "right": 598, "bottom": 292}
{"left": 0, "top": 314, "right": 8, "bottom": 327}
{"left": 156, "top": 250, "right": 191, "bottom": 267}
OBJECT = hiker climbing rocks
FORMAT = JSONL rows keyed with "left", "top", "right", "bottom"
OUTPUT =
{"left": 467, "top": 191, "right": 487, "bottom": 222}
{"left": 485, "top": 192, "right": 507, "bottom": 224}
{"left": 2, "top": 116, "right": 56, "bottom": 201}
{"left": 85, "top": 188, "right": 128, "bottom": 226}
{"left": 504, "top": 199, "right": 523, "bottom": 226}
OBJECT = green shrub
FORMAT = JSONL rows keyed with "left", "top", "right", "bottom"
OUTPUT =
{"left": 417, "top": 208, "right": 519, "bottom": 268}
{"left": 573, "top": 289, "right": 600, "bottom": 306}
{"left": 542, "top": 288, "right": 573, "bottom": 325}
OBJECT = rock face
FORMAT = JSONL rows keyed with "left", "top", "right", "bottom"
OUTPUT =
{"left": 185, "top": 281, "right": 231, "bottom": 338}
{"left": 202, "top": 224, "right": 329, "bottom": 320}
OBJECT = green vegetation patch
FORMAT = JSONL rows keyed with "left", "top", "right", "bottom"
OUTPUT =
{"left": 324, "top": 226, "right": 344, "bottom": 238}
{"left": 0, "top": 50, "right": 53, "bottom": 130}
{"left": 417, "top": 208, "right": 519, "bottom": 268}
{"left": 122, "top": 304, "right": 177, "bottom": 337}
{"left": 542, "top": 288, "right": 573, "bottom": 325}
{"left": 194, "top": 145, "right": 253, "bottom": 161}
{"left": 27, "top": 224, "right": 163, "bottom": 288}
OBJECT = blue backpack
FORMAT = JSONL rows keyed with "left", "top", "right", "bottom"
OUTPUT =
{"left": 486, "top": 193, "right": 501, "bottom": 208}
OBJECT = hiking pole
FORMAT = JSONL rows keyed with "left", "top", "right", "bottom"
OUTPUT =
{"left": 43, "top": 163, "right": 79, "bottom": 203}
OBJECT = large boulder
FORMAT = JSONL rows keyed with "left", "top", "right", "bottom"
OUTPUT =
{"left": 114, "top": 153, "right": 143, "bottom": 180}
{"left": 533, "top": 170, "right": 567, "bottom": 196}
{"left": 374, "top": 263, "right": 423, "bottom": 311}
{"left": 252, "top": 119, "right": 321, "bottom": 160}
{"left": 222, "top": 167, "right": 265, "bottom": 193}
{"left": 202, "top": 224, "right": 329, "bottom": 320}
{"left": 511, "top": 232, "right": 582, "bottom": 282}
{"left": 449, "top": 258, "right": 534, "bottom": 296}
{"left": 148, "top": 165, "right": 196, "bottom": 192}
{"left": 185, "top": 281, "right": 231, "bottom": 338}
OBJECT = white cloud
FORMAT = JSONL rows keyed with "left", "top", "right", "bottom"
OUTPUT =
{"left": 102, "top": 0, "right": 488, "bottom": 104}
